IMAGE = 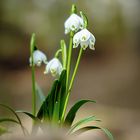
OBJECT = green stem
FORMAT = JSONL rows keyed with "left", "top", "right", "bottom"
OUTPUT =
{"left": 31, "top": 65, "right": 36, "bottom": 116}
{"left": 61, "top": 32, "right": 73, "bottom": 122}
{"left": 55, "top": 49, "right": 62, "bottom": 58}
{"left": 30, "top": 33, "right": 36, "bottom": 117}
{"left": 61, "top": 47, "right": 83, "bottom": 123}
{"left": 69, "top": 47, "right": 83, "bottom": 91}
{"left": 66, "top": 31, "right": 74, "bottom": 90}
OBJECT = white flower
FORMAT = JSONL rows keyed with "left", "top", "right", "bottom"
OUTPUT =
{"left": 29, "top": 50, "right": 47, "bottom": 66}
{"left": 73, "top": 29, "right": 96, "bottom": 50}
{"left": 44, "top": 58, "right": 63, "bottom": 77}
{"left": 64, "top": 14, "right": 84, "bottom": 34}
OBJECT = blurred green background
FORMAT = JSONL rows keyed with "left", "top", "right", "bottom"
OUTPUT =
{"left": 0, "top": 0, "right": 140, "bottom": 139}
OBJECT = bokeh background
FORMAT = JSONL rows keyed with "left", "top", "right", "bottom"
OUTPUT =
{"left": 0, "top": 0, "right": 140, "bottom": 139}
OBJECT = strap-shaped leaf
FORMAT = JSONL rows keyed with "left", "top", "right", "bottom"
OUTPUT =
{"left": 52, "top": 102, "right": 60, "bottom": 123}
{"left": 65, "top": 100, "right": 96, "bottom": 126}
{"left": 58, "top": 70, "right": 67, "bottom": 120}
{"left": 0, "top": 104, "right": 22, "bottom": 124}
{"left": 16, "top": 111, "right": 37, "bottom": 121}
{"left": 72, "top": 126, "right": 114, "bottom": 140}
{"left": 37, "top": 70, "right": 66, "bottom": 122}
{"left": 0, "top": 118, "right": 19, "bottom": 124}
{"left": 0, "top": 104, "right": 27, "bottom": 135}
{"left": 68, "top": 116, "right": 99, "bottom": 134}
{"left": 48, "top": 80, "right": 60, "bottom": 119}
{"left": 37, "top": 93, "right": 50, "bottom": 120}
{"left": 37, "top": 80, "right": 59, "bottom": 121}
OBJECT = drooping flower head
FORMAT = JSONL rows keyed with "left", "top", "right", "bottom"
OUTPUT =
{"left": 64, "top": 14, "right": 84, "bottom": 34}
{"left": 29, "top": 50, "right": 47, "bottom": 66}
{"left": 44, "top": 58, "right": 63, "bottom": 77}
{"left": 73, "top": 29, "right": 96, "bottom": 50}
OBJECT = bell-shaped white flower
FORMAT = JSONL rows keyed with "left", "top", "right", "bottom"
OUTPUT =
{"left": 44, "top": 58, "right": 63, "bottom": 77}
{"left": 64, "top": 14, "right": 84, "bottom": 34}
{"left": 29, "top": 50, "right": 47, "bottom": 66}
{"left": 73, "top": 29, "right": 96, "bottom": 50}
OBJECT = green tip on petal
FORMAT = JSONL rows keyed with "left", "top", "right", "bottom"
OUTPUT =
{"left": 71, "top": 4, "right": 77, "bottom": 14}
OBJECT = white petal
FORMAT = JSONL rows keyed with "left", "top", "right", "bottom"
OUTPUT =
{"left": 69, "top": 20, "right": 79, "bottom": 31}
{"left": 89, "top": 43, "right": 95, "bottom": 50}
{"left": 64, "top": 14, "right": 83, "bottom": 33}
{"left": 58, "top": 63, "right": 63, "bottom": 75}
{"left": 65, "top": 28, "right": 70, "bottom": 34}
{"left": 89, "top": 34, "right": 96, "bottom": 50}
{"left": 45, "top": 60, "right": 52, "bottom": 74}
{"left": 79, "top": 17, "right": 84, "bottom": 29}
{"left": 73, "top": 31, "right": 81, "bottom": 48}
{"left": 80, "top": 40, "right": 89, "bottom": 50}
{"left": 45, "top": 58, "right": 62, "bottom": 76}
{"left": 90, "top": 34, "right": 96, "bottom": 44}
{"left": 79, "top": 29, "right": 91, "bottom": 42}
{"left": 29, "top": 50, "right": 47, "bottom": 66}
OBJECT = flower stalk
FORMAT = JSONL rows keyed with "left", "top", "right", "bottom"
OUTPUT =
{"left": 69, "top": 47, "right": 83, "bottom": 92}
{"left": 30, "top": 33, "right": 36, "bottom": 117}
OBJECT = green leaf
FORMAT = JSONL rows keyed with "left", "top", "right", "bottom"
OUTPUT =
{"left": 0, "top": 118, "right": 19, "bottom": 124}
{"left": 58, "top": 70, "right": 67, "bottom": 120}
{"left": 37, "top": 93, "right": 50, "bottom": 121}
{"left": 16, "top": 110, "right": 37, "bottom": 121}
{"left": 52, "top": 102, "right": 60, "bottom": 123}
{"left": 0, "top": 104, "right": 26, "bottom": 135}
{"left": 37, "top": 80, "right": 60, "bottom": 121}
{"left": 35, "top": 83, "right": 46, "bottom": 111}
{"left": 48, "top": 80, "right": 60, "bottom": 119}
{"left": 68, "top": 116, "right": 99, "bottom": 134}
{"left": 0, "top": 104, "right": 23, "bottom": 126}
{"left": 101, "top": 127, "right": 114, "bottom": 140}
{"left": 72, "top": 126, "right": 114, "bottom": 140}
{"left": 65, "top": 100, "right": 96, "bottom": 126}
{"left": 37, "top": 70, "right": 67, "bottom": 123}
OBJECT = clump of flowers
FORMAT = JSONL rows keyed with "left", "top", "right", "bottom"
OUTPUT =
{"left": 0, "top": 4, "right": 114, "bottom": 140}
